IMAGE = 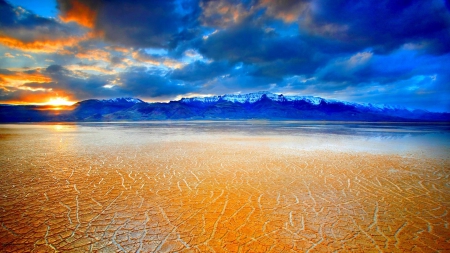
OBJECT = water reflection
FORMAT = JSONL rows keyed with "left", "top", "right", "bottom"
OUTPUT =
{"left": 76, "top": 121, "right": 450, "bottom": 138}
{"left": 52, "top": 124, "right": 77, "bottom": 132}
{"left": 1, "top": 121, "right": 449, "bottom": 158}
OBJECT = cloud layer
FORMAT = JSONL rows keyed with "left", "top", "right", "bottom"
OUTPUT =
{"left": 0, "top": 0, "right": 449, "bottom": 111}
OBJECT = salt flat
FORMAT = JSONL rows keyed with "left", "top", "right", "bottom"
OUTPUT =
{"left": 0, "top": 122, "right": 449, "bottom": 252}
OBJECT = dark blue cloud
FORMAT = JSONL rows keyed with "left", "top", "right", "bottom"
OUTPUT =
{"left": 118, "top": 68, "right": 197, "bottom": 98}
{"left": 42, "top": 65, "right": 114, "bottom": 98}
{"left": 300, "top": 0, "right": 450, "bottom": 55}
{"left": 57, "top": 0, "right": 201, "bottom": 48}
{"left": 171, "top": 60, "right": 231, "bottom": 82}
{"left": 0, "top": 0, "right": 17, "bottom": 26}
{"left": 45, "top": 64, "right": 66, "bottom": 74}
{"left": 196, "top": 21, "right": 328, "bottom": 79}
{"left": 315, "top": 49, "right": 450, "bottom": 85}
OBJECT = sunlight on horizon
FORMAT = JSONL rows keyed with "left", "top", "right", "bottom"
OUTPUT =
{"left": 45, "top": 97, "right": 75, "bottom": 106}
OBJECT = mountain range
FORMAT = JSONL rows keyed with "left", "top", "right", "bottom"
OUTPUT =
{"left": 0, "top": 92, "right": 449, "bottom": 122}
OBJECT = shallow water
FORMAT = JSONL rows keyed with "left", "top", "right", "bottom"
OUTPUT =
{"left": 1, "top": 122, "right": 449, "bottom": 252}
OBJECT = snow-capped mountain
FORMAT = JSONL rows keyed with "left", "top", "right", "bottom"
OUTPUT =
{"left": 180, "top": 91, "right": 325, "bottom": 105}
{"left": 175, "top": 91, "right": 448, "bottom": 121}
{"left": 100, "top": 97, "right": 144, "bottom": 104}
{"left": 181, "top": 91, "right": 399, "bottom": 109}
{"left": 1, "top": 93, "right": 449, "bottom": 122}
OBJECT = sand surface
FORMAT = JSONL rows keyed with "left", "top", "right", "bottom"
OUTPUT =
{"left": 0, "top": 123, "right": 449, "bottom": 252}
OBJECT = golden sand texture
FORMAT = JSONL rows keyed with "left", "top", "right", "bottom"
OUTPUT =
{"left": 0, "top": 125, "right": 449, "bottom": 252}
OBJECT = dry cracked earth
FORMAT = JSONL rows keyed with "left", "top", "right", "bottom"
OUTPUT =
{"left": 0, "top": 124, "right": 449, "bottom": 252}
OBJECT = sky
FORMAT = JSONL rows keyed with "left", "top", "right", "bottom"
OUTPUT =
{"left": 0, "top": 0, "right": 449, "bottom": 111}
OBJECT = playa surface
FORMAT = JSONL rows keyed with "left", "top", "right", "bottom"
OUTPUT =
{"left": 1, "top": 122, "right": 449, "bottom": 252}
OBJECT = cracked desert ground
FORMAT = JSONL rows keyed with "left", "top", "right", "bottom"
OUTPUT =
{"left": 1, "top": 122, "right": 449, "bottom": 252}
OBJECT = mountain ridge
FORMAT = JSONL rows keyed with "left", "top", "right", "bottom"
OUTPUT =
{"left": 1, "top": 92, "right": 449, "bottom": 122}
{"left": 180, "top": 91, "right": 414, "bottom": 111}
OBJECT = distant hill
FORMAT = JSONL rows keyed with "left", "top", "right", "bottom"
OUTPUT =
{"left": 1, "top": 92, "right": 449, "bottom": 122}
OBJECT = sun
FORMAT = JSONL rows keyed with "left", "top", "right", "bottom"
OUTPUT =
{"left": 46, "top": 97, "right": 75, "bottom": 106}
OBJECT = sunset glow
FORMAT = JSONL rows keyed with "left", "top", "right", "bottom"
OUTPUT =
{"left": 45, "top": 97, "right": 75, "bottom": 106}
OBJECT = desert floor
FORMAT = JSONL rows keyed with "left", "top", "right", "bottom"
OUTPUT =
{"left": 1, "top": 123, "right": 449, "bottom": 252}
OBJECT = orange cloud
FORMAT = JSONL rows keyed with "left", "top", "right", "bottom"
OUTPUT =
{"left": 0, "top": 34, "right": 86, "bottom": 54}
{"left": 0, "top": 82, "right": 77, "bottom": 105}
{"left": 107, "top": 46, "right": 131, "bottom": 53}
{"left": 132, "top": 51, "right": 185, "bottom": 69}
{"left": 59, "top": 0, "right": 97, "bottom": 28}
{"left": 1, "top": 92, "right": 76, "bottom": 105}
{"left": 162, "top": 59, "right": 185, "bottom": 69}
{"left": 0, "top": 71, "right": 52, "bottom": 87}
{"left": 76, "top": 49, "right": 111, "bottom": 62}
{"left": 259, "top": 0, "right": 309, "bottom": 23}
{"left": 132, "top": 51, "right": 160, "bottom": 65}
{"left": 0, "top": 67, "right": 79, "bottom": 105}
{"left": 201, "top": 0, "right": 250, "bottom": 27}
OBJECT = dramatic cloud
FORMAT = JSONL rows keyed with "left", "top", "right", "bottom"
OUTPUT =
{"left": 118, "top": 68, "right": 197, "bottom": 98}
{"left": 57, "top": 0, "right": 200, "bottom": 48}
{"left": 0, "top": 0, "right": 448, "bottom": 111}
{"left": 132, "top": 50, "right": 185, "bottom": 69}
{"left": 259, "top": 0, "right": 310, "bottom": 23}
{"left": 0, "top": 68, "right": 52, "bottom": 86}
{"left": 299, "top": 0, "right": 450, "bottom": 54}
{"left": 200, "top": 0, "right": 253, "bottom": 27}
{"left": 58, "top": 0, "right": 97, "bottom": 28}
{"left": 171, "top": 61, "right": 231, "bottom": 82}
{"left": 0, "top": 0, "right": 87, "bottom": 53}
